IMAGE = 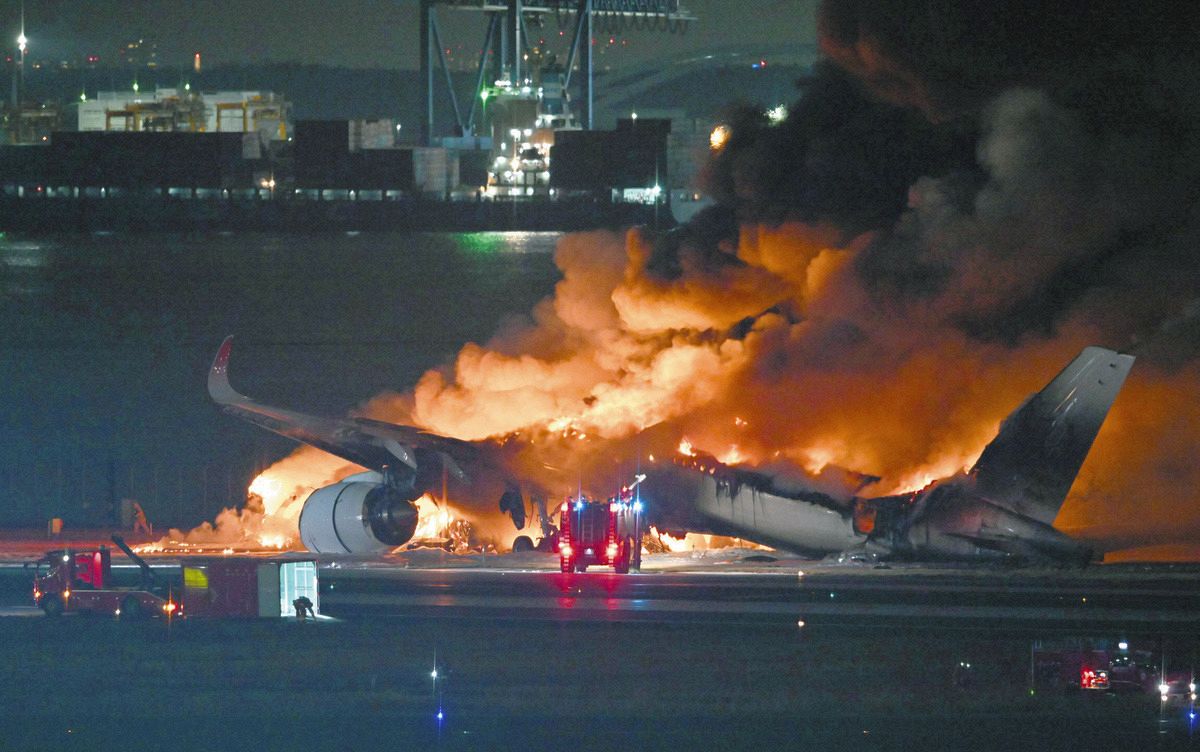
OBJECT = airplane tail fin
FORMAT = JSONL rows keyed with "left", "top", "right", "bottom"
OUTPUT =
{"left": 969, "top": 346, "right": 1134, "bottom": 525}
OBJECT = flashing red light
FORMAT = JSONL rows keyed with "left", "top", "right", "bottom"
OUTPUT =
{"left": 1080, "top": 668, "right": 1110, "bottom": 689}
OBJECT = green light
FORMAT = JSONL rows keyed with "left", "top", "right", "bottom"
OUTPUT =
{"left": 184, "top": 82, "right": 191, "bottom": 91}
{"left": 132, "top": 81, "right": 139, "bottom": 93}
{"left": 79, "top": 92, "right": 87, "bottom": 102}
{"left": 480, "top": 89, "right": 490, "bottom": 102}
{"left": 456, "top": 233, "right": 506, "bottom": 255}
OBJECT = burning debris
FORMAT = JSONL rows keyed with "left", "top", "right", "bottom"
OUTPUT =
{"left": 188, "top": 1, "right": 1197, "bottom": 556}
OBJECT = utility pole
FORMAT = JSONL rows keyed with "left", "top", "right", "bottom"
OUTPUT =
{"left": 16, "top": 0, "right": 26, "bottom": 106}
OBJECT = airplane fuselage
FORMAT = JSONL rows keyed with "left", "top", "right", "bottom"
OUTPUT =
{"left": 641, "top": 461, "right": 1095, "bottom": 563}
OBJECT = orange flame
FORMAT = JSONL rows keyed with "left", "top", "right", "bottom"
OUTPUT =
{"left": 411, "top": 494, "right": 456, "bottom": 541}
{"left": 174, "top": 206, "right": 1200, "bottom": 557}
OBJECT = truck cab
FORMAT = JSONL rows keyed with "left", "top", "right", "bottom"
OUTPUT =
{"left": 31, "top": 538, "right": 174, "bottom": 619}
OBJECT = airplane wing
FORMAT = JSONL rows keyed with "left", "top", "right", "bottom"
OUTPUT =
{"left": 208, "top": 336, "right": 481, "bottom": 478}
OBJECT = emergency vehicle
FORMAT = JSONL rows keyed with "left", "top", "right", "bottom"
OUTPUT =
{"left": 558, "top": 486, "right": 644, "bottom": 573}
{"left": 31, "top": 535, "right": 176, "bottom": 619}
{"left": 31, "top": 535, "right": 320, "bottom": 620}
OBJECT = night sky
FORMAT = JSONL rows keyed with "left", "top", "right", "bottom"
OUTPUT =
{"left": 1, "top": 0, "right": 818, "bottom": 69}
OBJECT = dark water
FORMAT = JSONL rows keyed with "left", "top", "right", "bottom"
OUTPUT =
{"left": 0, "top": 231, "right": 562, "bottom": 527}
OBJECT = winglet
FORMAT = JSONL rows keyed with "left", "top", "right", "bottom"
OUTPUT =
{"left": 208, "top": 336, "right": 248, "bottom": 406}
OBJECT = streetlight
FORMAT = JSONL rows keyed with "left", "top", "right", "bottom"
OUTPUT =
{"left": 15, "top": 29, "right": 27, "bottom": 106}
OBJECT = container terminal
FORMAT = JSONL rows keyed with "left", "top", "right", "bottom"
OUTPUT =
{"left": 0, "top": 0, "right": 803, "bottom": 232}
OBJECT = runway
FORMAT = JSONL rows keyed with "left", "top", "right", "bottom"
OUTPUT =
{"left": 316, "top": 563, "right": 1200, "bottom": 632}
{"left": 4, "top": 534, "right": 1200, "bottom": 632}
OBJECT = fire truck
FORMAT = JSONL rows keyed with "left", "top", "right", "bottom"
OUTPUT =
{"left": 31, "top": 535, "right": 321, "bottom": 619}
{"left": 1032, "top": 640, "right": 1160, "bottom": 692}
{"left": 31, "top": 535, "right": 176, "bottom": 619}
{"left": 557, "top": 486, "right": 644, "bottom": 573}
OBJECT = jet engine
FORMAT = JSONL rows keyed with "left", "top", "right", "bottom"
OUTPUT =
{"left": 298, "top": 471, "right": 419, "bottom": 554}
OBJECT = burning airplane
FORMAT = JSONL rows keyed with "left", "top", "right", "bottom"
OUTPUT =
{"left": 210, "top": 336, "right": 1132, "bottom": 563}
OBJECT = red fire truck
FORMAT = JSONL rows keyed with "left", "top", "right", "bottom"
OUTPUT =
{"left": 558, "top": 491, "right": 643, "bottom": 573}
{"left": 31, "top": 535, "right": 320, "bottom": 620}
{"left": 31, "top": 535, "right": 176, "bottom": 619}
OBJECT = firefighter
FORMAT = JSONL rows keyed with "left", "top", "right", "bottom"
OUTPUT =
{"left": 293, "top": 595, "right": 314, "bottom": 621}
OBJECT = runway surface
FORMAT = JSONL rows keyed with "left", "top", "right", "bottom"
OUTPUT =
{"left": 316, "top": 563, "right": 1200, "bottom": 632}
{"left": 5, "top": 539, "right": 1200, "bottom": 750}
{"left": 4, "top": 534, "right": 1200, "bottom": 632}
{"left": 9, "top": 546, "right": 1200, "bottom": 633}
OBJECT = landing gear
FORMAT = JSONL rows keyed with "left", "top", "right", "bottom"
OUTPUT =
{"left": 613, "top": 537, "right": 633, "bottom": 574}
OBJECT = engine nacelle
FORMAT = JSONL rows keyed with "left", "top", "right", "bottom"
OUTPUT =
{"left": 298, "top": 471, "right": 419, "bottom": 554}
